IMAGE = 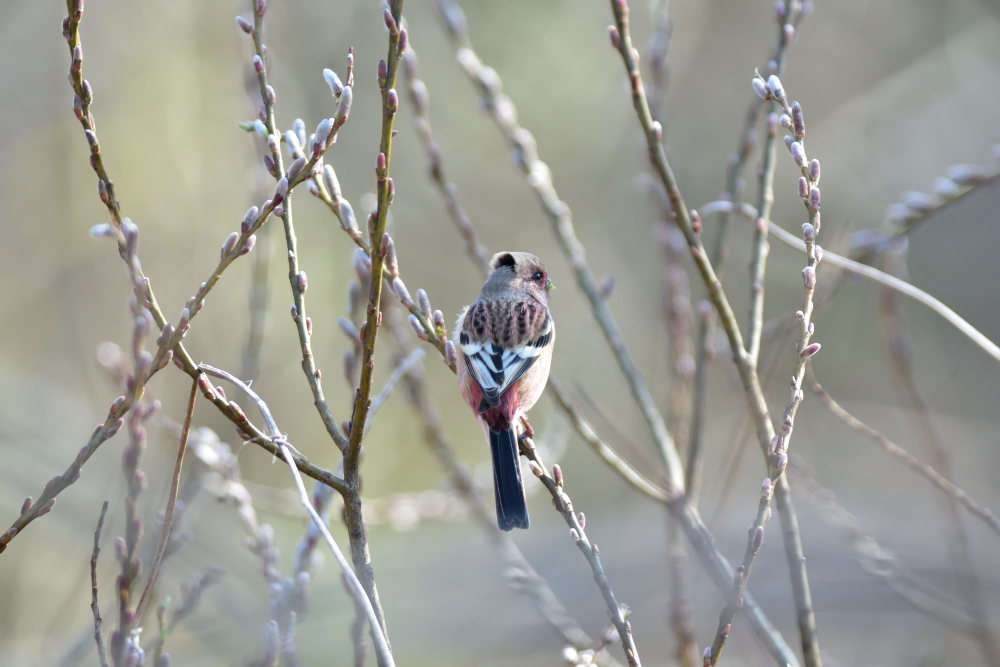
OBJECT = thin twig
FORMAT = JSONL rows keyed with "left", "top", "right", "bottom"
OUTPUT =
{"left": 90, "top": 501, "right": 110, "bottom": 667}
{"left": 879, "top": 262, "right": 1000, "bottom": 665}
{"left": 607, "top": 3, "right": 820, "bottom": 662}
{"left": 747, "top": 1, "right": 805, "bottom": 364}
{"left": 788, "top": 455, "right": 980, "bottom": 634}
{"left": 198, "top": 364, "right": 395, "bottom": 667}
{"left": 806, "top": 366, "right": 1000, "bottom": 538}
{"left": 686, "top": 0, "right": 804, "bottom": 509}
{"left": 548, "top": 380, "right": 668, "bottom": 502}
{"left": 519, "top": 434, "right": 642, "bottom": 667}
{"left": 244, "top": 0, "right": 351, "bottom": 453}
{"left": 364, "top": 348, "right": 425, "bottom": 435}
{"left": 709, "top": 71, "right": 824, "bottom": 667}
{"left": 337, "top": 3, "right": 407, "bottom": 655}
{"left": 135, "top": 378, "right": 197, "bottom": 620}
{"left": 400, "top": 40, "right": 491, "bottom": 275}
{"left": 710, "top": 198, "right": 1000, "bottom": 365}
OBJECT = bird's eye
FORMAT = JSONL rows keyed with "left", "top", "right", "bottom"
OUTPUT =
{"left": 531, "top": 271, "right": 544, "bottom": 282}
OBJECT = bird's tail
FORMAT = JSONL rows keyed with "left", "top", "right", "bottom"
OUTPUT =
{"left": 489, "top": 426, "right": 529, "bottom": 530}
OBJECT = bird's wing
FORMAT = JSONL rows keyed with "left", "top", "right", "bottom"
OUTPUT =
{"left": 460, "top": 327, "right": 553, "bottom": 412}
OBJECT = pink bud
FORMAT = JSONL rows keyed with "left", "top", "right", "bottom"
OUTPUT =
{"left": 239, "top": 234, "right": 257, "bottom": 256}
{"left": 229, "top": 401, "right": 247, "bottom": 423}
{"left": 607, "top": 25, "right": 620, "bottom": 49}
{"left": 790, "top": 141, "right": 806, "bottom": 167}
{"left": 408, "top": 314, "right": 428, "bottom": 341}
{"left": 773, "top": 452, "right": 787, "bottom": 477}
{"left": 383, "top": 6, "right": 397, "bottom": 33}
{"left": 799, "top": 342, "right": 821, "bottom": 358}
{"left": 392, "top": 278, "right": 411, "bottom": 306}
{"left": 273, "top": 177, "right": 288, "bottom": 205}
{"left": 221, "top": 232, "right": 239, "bottom": 258}
{"left": 802, "top": 266, "right": 816, "bottom": 289}
{"left": 767, "top": 74, "right": 785, "bottom": 101}
{"left": 752, "top": 76, "right": 769, "bottom": 100}
{"left": 336, "top": 86, "right": 353, "bottom": 123}
{"left": 791, "top": 101, "right": 805, "bottom": 138}
{"left": 416, "top": 289, "right": 432, "bottom": 319}
{"left": 287, "top": 156, "right": 306, "bottom": 182}
{"left": 338, "top": 317, "right": 360, "bottom": 343}
{"left": 106, "top": 418, "right": 125, "bottom": 438}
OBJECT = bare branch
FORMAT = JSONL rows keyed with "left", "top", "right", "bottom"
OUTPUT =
{"left": 90, "top": 501, "right": 110, "bottom": 667}
{"left": 199, "top": 364, "right": 395, "bottom": 667}
{"left": 806, "top": 366, "right": 1000, "bottom": 538}
{"left": 136, "top": 378, "right": 197, "bottom": 620}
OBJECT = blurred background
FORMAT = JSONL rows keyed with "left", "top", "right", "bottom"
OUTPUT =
{"left": 1, "top": 0, "right": 999, "bottom": 664}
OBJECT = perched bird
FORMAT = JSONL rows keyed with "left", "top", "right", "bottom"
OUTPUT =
{"left": 455, "top": 251, "right": 555, "bottom": 531}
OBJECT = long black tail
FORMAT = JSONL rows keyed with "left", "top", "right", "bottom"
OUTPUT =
{"left": 489, "top": 426, "right": 529, "bottom": 530}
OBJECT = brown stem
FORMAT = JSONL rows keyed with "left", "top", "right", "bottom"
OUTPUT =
{"left": 135, "top": 378, "right": 197, "bottom": 620}
{"left": 91, "top": 501, "right": 110, "bottom": 667}
{"left": 341, "top": 2, "right": 406, "bottom": 656}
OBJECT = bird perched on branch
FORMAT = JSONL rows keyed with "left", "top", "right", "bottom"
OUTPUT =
{"left": 455, "top": 251, "right": 555, "bottom": 530}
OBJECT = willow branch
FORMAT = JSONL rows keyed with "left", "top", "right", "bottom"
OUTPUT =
{"left": 345, "top": 0, "right": 405, "bottom": 466}
{"left": 135, "top": 379, "right": 197, "bottom": 621}
{"left": 687, "top": 0, "right": 805, "bottom": 510}
{"left": 747, "top": 1, "right": 805, "bottom": 364}
{"left": 5, "top": 0, "right": 351, "bottom": 559}
{"left": 712, "top": 198, "right": 1000, "bottom": 366}
{"left": 519, "top": 434, "right": 642, "bottom": 667}
{"left": 200, "top": 364, "right": 395, "bottom": 667}
{"left": 91, "top": 501, "right": 110, "bottom": 667}
{"left": 242, "top": 0, "right": 352, "bottom": 452}
{"left": 708, "top": 71, "right": 824, "bottom": 667}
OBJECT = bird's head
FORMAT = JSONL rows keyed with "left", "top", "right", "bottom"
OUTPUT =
{"left": 484, "top": 251, "right": 553, "bottom": 304}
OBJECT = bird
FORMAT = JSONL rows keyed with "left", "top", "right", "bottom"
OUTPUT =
{"left": 454, "top": 251, "right": 555, "bottom": 531}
